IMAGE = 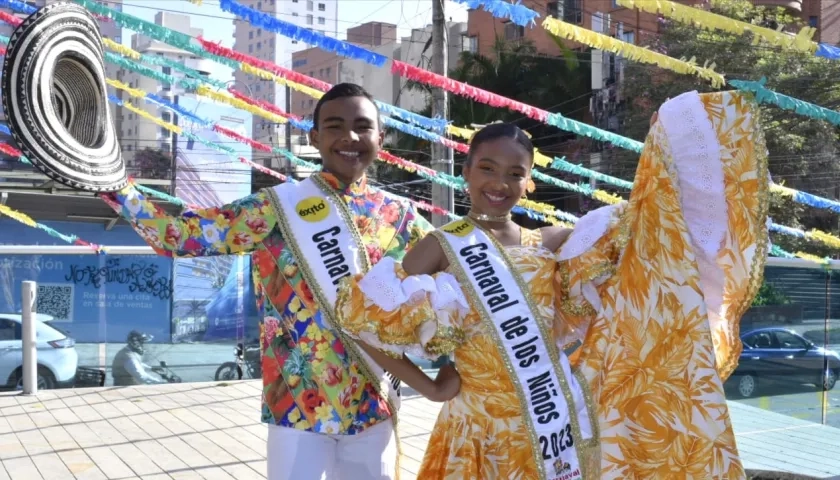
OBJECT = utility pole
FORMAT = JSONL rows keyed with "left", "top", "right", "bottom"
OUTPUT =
{"left": 285, "top": 85, "right": 292, "bottom": 152}
{"left": 430, "top": 0, "right": 454, "bottom": 369}
{"left": 430, "top": 0, "right": 454, "bottom": 227}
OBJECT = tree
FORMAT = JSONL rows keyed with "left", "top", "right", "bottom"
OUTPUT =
{"left": 135, "top": 148, "right": 173, "bottom": 182}
{"left": 384, "top": 36, "right": 592, "bottom": 217}
{"left": 621, "top": 0, "right": 840, "bottom": 257}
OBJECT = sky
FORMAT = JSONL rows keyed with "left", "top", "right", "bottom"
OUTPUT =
{"left": 120, "top": 0, "right": 470, "bottom": 83}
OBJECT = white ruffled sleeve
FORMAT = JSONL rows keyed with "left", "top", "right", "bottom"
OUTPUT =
{"left": 335, "top": 257, "right": 469, "bottom": 360}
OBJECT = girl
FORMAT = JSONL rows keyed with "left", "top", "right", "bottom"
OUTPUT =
{"left": 334, "top": 90, "right": 767, "bottom": 479}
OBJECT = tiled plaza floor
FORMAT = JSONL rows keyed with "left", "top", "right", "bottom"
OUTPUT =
{"left": 2, "top": 380, "right": 840, "bottom": 479}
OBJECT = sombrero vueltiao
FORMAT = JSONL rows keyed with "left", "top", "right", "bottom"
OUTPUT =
{"left": 2, "top": 2, "right": 126, "bottom": 192}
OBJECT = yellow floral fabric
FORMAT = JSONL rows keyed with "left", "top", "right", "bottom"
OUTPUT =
{"left": 337, "top": 91, "right": 767, "bottom": 479}
{"left": 338, "top": 229, "right": 560, "bottom": 479}
{"left": 558, "top": 91, "right": 767, "bottom": 479}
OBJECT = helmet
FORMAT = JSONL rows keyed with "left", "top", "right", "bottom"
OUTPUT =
{"left": 126, "top": 330, "right": 153, "bottom": 355}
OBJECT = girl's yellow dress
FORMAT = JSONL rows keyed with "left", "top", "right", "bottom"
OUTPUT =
{"left": 335, "top": 90, "right": 768, "bottom": 479}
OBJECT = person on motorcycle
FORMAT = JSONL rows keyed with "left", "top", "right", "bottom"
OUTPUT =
{"left": 112, "top": 330, "right": 165, "bottom": 386}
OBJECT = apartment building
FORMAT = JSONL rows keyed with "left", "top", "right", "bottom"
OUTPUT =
{"left": 232, "top": 0, "right": 339, "bottom": 169}
{"left": 119, "top": 12, "right": 214, "bottom": 168}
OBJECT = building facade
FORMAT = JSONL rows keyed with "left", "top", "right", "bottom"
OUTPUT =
{"left": 288, "top": 21, "right": 468, "bottom": 135}
{"left": 119, "top": 12, "right": 214, "bottom": 170}
{"left": 232, "top": 0, "right": 339, "bottom": 170}
{"left": 396, "top": 22, "right": 469, "bottom": 114}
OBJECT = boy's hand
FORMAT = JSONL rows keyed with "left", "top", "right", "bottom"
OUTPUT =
{"left": 430, "top": 364, "right": 461, "bottom": 402}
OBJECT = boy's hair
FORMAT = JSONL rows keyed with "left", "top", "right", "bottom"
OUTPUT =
{"left": 312, "top": 83, "right": 381, "bottom": 129}
{"left": 465, "top": 123, "right": 534, "bottom": 165}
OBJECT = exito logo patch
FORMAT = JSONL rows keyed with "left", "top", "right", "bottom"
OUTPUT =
{"left": 442, "top": 220, "right": 473, "bottom": 237}
{"left": 296, "top": 197, "right": 329, "bottom": 222}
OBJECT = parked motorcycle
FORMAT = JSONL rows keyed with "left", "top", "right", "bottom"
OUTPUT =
{"left": 215, "top": 342, "right": 261, "bottom": 381}
{"left": 151, "top": 361, "right": 182, "bottom": 383}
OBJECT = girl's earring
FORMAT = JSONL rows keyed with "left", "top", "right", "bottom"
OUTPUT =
{"left": 465, "top": 186, "right": 470, "bottom": 194}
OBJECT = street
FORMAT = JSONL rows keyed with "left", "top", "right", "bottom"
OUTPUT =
{"left": 730, "top": 381, "right": 840, "bottom": 429}
{"left": 76, "top": 342, "right": 247, "bottom": 386}
{"left": 74, "top": 343, "right": 435, "bottom": 386}
{"left": 74, "top": 342, "right": 840, "bottom": 431}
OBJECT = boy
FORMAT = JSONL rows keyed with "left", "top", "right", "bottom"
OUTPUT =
{"left": 102, "top": 83, "right": 460, "bottom": 479}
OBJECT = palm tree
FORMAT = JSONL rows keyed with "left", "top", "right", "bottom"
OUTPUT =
{"left": 390, "top": 36, "right": 590, "bottom": 165}
{"left": 383, "top": 36, "right": 591, "bottom": 218}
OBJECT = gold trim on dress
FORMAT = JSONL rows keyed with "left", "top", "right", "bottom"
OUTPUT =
{"left": 719, "top": 93, "right": 770, "bottom": 382}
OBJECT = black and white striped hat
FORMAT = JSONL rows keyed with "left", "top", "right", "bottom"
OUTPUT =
{"left": 2, "top": 2, "right": 126, "bottom": 192}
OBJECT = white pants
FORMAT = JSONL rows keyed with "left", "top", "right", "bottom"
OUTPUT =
{"left": 266, "top": 421, "right": 398, "bottom": 480}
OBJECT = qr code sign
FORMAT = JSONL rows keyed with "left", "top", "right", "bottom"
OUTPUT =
{"left": 36, "top": 284, "right": 74, "bottom": 322}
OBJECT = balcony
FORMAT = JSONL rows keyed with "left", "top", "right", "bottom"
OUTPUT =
{"left": 752, "top": 0, "right": 802, "bottom": 12}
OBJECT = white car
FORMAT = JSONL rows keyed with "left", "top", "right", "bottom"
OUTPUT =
{"left": 0, "top": 313, "right": 79, "bottom": 390}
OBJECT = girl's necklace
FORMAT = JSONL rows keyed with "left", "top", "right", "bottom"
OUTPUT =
{"left": 467, "top": 210, "right": 511, "bottom": 223}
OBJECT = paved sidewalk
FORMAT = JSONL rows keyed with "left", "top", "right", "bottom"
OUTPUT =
{"left": 0, "top": 380, "right": 439, "bottom": 479}
{"left": 2, "top": 380, "right": 840, "bottom": 478}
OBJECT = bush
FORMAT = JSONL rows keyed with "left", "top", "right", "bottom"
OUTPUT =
{"left": 751, "top": 282, "right": 791, "bottom": 307}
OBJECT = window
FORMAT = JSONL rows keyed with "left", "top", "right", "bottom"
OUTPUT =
{"left": 307, "top": 0, "right": 313, "bottom": 10}
{"left": 592, "top": 12, "right": 604, "bottom": 33}
{"left": 301, "top": 100, "right": 305, "bottom": 108}
{"left": 325, "top": 66, "right": 331, "bottom": 78}
{"left": 460, "top": 34, "right": 477, "bottom": 53}
{"left": 742, "top": 332, "right": 772, "bottom": 349}
{"left": 547, "top": 1, "right": 560, "bottom": 19}
{"left": 318, "top": 2, "right": 325, "bottom": 11}
{"left": 563, "top": 0, "right": 582, "bottom": 24}
{"left": 319, "top": 68, "right": 324, "bottom": 76}
{"left": 257, "top": 41, "right": 262, "bottom": 50}
{"left": 292, "top": 12, "right": 298, "bottom": 17}
{"left": 308, "top": 99, "right": 314, "bottom": 107}
{"left": 258, "top": 30, "right": 262, "bottom": 37}
{"left": 249, "top": 44, "right": 253, "bottom": 53}
{"left": 162, "top": 112, "right": 171, "bottom": 122}
{"left": 307, "top": 14, "right": 313, "bottom": 25}
{"left": 809, "top": 16, "right": 818, "bottom": 28}
{"left": 504, "top": 22, "right": 524, "bottom": 40}
{"left": 621, "top": 30, "right": 635, "bottom": 45}
{"left": 292, "top": 0, "right": 297, "bottom": 2}
{"left": 774, "top": 331, "right": 808, "bottom": 350}
{"left": 0, "top": 318, "right": 20, "bottom": 341}
{"left": 257, "top": 1, "right": 261, "bottom": 9}
{"left": 318, "top": 16, "right": 325, "bottom": 25}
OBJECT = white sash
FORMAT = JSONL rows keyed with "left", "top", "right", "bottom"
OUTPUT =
{"left": 273, "top": 178, "right": 365, "bottom": 305}
{"left": 268, "top": 176, "right": 401, "bottom": 410}
{"left": 435, "top": 219, "right": 597, "bottom": 480}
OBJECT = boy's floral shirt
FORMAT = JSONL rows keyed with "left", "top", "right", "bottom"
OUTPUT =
{"left": 102, "top": 172, "right": 432, "bottom": 434}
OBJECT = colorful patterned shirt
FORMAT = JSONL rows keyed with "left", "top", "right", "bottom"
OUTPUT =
{"left": 102, "top": 172, "right": 433, "bottom": 434}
